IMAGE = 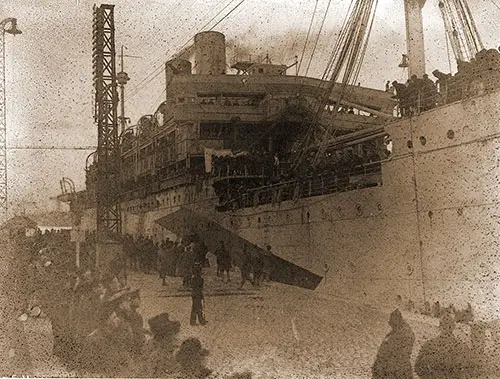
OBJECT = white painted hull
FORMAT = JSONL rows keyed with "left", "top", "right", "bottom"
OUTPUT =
{"left": 81, "top": 90, "right": 500, "bottom": 320}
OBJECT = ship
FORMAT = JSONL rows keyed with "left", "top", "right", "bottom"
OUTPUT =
{"left": 68, "top": 0, "right": 500, "bottom": 321}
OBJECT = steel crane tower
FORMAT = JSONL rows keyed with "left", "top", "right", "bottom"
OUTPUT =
{"left": 92, "top": 4, "right": 121, "bottom": 242}
{"left": 0, "top": 18, "right": 21, "bottom": 221}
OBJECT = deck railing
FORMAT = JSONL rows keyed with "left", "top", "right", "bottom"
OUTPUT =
{"left": 216, "top": 161, "right": 383, "bottom": 211}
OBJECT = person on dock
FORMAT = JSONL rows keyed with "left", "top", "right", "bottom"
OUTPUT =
{"left": 415, "top": 311, "right": 479, "bottom": 379}
{"left": 238, "top": 245, "right": 253, "bottom": 290}
{"left": 372, "top": 309, "right": 415, "bottom": 379}
{"left": 175, "top": 337, "right": 211, "bottom": 378}
{"left": 252, "top": 249, "right": 264, "bottom": 287}
{"left": 190, "top": 263, "right": 207, "bottom": 326}
{"left": 215, "top": 240, "right": 231, "bottom": 283}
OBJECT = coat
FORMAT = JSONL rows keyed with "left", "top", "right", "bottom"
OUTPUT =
{"left": 414, "top": 333, "right": 479, "bottom": 379}
{"left": 372, "top": 321, "right": 415, "bottom": 379}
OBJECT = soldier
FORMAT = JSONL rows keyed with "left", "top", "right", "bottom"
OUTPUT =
{"left": 158, "top": 239, "right": 171, "bottom": 286}
{"left": 372, "top": 309, "right": 415, "bottom": 379}
{"left": 215, "top": 240, "right": 231, "bottom": 283}
{"left": 392, "top": 80, "right": 408, "bottom": 116}
{"left": 238, "top": 245, "right": 253, "bottom": 290}
{"left": 252, "top": 250, "right": 264, "bottom": 287}
{"left": 190, "top": 263, "right": 207, "bottom": 326}
{"left": 421, "top": 74, "right": 437, "bottom": 111}
{"left": 178, "top": 237, "right": 196, "bottom": 288}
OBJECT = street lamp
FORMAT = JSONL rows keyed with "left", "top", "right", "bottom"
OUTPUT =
{"left": 1, "top": 18, "right": 22, "bottom": 220}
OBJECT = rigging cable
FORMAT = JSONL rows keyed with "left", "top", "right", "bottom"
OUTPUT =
{"left": 297, "top": 0, "right": 380, "bottom": 167}
{"left": 348, "top": 0, "right": 378, "bottom": 97}
{"left": 491, "top": 0, "right": 500, "bottom": 10}
{"left": 305, "top": 0, "right": 333, "bottom": 77}
{"left": 124, "top": 1, "right": 233, "bottom": 100}
{"left": 126, "top": 0, "right": 245, "bottom": 104}
{"left": 210, "top": 0, "right": 247, "bottom": 30}
{"left": 297, "top": 0, "right": 320, "bottom": 75}
{"left": 444, "top": 25, "right": 454, "bottom": 73}
{"left": 294, "top": 0, "right": 357, "bottom": 164}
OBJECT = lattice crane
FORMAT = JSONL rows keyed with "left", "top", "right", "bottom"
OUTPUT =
{"left": 92, "top": 4, "right": 121, "bottom": 240}
{"left": 0, "top": 18, "right": 21, "bottom": 221}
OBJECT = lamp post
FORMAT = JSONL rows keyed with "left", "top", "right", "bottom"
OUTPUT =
{"left": 0, "top": 18, "right": 22, "bottom": 221}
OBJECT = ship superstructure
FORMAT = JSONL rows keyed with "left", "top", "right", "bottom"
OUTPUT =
{"left": 74, "top": 1, "right": 500, "bottom": 320}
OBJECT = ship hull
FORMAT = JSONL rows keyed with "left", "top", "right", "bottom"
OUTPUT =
{"left": 80, "top": 90, "right": 500, "bottom": 320}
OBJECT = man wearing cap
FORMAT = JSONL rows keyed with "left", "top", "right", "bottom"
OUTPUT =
{"left": 190, "top": 264, "right": 207, "bottom": 326}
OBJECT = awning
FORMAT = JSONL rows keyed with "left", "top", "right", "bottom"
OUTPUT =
{"left": 155, "top": 207, "right": 322, "bottom": 290}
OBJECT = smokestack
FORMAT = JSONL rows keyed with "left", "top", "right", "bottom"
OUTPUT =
{"left": 194, "top": 31, "right": 227, "bottom": 75}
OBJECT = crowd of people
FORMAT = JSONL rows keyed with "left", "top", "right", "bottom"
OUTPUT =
{"left": 372, "top": 307, "right": 496, "bottom": 379}
{"left": 211, "top": 152, "right": 276, "bottom": 179}
{"left": 5, "top": 218, "right": 500, "bottom": 378}
{"left": 122, "top": 232, "right": 271, "bottom": 292}
{"left": 390, "top": 47, "right": 500, "bottom": 117}
{"left": 25, "top": 236, "right": 211, "bottom": 377}
{"left": 390, "top": 73, "right": 438, "bottom": 116}
{"left": 2, "top": 222, "right": 261, "bottom": 378}
{"left": 122, "top": 233, "right": 210, "bottom": 288}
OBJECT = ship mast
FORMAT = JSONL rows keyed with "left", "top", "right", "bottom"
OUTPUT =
{"left": 403, "top": 0, "right": 426, "bottom": 78}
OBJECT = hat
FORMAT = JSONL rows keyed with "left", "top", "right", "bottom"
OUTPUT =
{"left": 176, "top": 337, "right": 209, "bottom": 363}
{"left": 148, "top": 312, "right": 181, "bottom": 340}
{"left": 389, "top": 309, "right": 403, "bottom": 328}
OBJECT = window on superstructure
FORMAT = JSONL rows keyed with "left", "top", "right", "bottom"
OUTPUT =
{"left": 200, "top": 122, "right": 234, "bottom": 140}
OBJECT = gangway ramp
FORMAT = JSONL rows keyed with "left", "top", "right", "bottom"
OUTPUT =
{"left": 155, "top": 207, "right": 322, "bottom": 290}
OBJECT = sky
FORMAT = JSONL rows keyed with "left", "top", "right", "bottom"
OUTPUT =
{"left": 1, "top": 0, "right": 499, "bottom": 214}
